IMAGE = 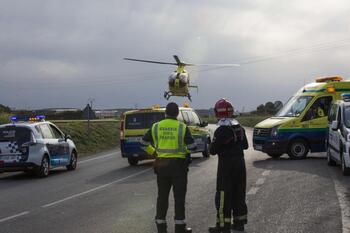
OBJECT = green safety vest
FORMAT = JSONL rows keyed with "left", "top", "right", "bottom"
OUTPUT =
{"left": 151, "top": 119, "right": 187, "bottom": 159}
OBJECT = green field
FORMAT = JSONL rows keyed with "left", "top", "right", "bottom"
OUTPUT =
{"left": 54, "top": 121, "right": 120, "bottom": 156}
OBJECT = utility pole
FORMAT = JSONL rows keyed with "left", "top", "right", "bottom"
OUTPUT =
{"left": 87, "top": 98, "right": 95, "bottom": 141}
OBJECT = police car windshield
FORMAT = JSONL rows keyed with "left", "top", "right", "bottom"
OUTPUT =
{"left": 0, "top": 126, "right": 31, "bottom": 144}
{"left": 276, "top": 96, "right": 313, "bottom": 117}
{"left": 125, "top": 112, "right": 165, "bottom": 129}
{"left": 344, "top": 106, "right": 350, "bottom": 128}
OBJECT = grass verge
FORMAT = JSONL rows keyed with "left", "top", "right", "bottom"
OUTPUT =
{"left": 53, "top": 121, "right": 120, "bottom": 156}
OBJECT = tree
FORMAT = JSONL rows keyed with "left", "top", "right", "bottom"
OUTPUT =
{"left": 264, "top": 102, "right": 276, "bottom": 114}
{"left": 257, "top": 104, "right": 265, "bottom": 114}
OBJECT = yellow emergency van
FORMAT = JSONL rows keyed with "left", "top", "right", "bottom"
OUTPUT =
{"left": 253, "top": 76, "right": 350, "bottom": 159}
{"left": 120, "top": 106, "right": 210, "bottom": 165}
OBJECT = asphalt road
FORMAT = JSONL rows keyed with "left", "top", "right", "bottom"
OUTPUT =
{"left": 1, "top": 127, "right": 350, "bottom": 233}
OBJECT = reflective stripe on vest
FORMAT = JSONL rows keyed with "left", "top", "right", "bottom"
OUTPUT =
{"left": 152, "top": 119, "right": 187, "bottom": 158}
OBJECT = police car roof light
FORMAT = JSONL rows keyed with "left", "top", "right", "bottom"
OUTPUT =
{"left": 10, "top": 115, "right": 46, "bottom": 123}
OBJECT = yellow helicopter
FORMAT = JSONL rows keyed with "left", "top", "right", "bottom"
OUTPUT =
{"left": 124, "top": 55, "right": 239, "bottom": 101}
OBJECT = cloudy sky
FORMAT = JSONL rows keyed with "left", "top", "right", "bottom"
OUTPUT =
{"left": 1, "top": 0, "right": 350, "bottom": 111}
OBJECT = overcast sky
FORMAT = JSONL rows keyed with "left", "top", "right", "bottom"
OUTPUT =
{"left": 1, "top": 0, "right": 350, "bottom": 111}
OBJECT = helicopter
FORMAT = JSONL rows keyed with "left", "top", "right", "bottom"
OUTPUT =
{"left": 123, "top": 55, "right": 239, "bottom": 101}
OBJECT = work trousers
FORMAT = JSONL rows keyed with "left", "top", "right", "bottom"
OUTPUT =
{"left": 215, "top": 156, "right": 247, "bottom": 229}
{"left": 155, "top": 158, "right": 188, "bottom": 222}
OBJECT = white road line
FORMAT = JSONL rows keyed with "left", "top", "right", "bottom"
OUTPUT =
{"left": 0, "top": 211, "right": 30, "bottom": 223}
{"left": 255, "top": 178, "right": 266, "bottom": 186}
{"left": 78, "top": 152, "right": 117, "bottom": 164}
{"left": 247, "top": 187, "right": 259, "bottom": 195}
{"left": 262, "top": 170, "right": 271, "bottom": 176}
{"left": 42, "top": 168, "right": 152, "bottom": 208}
{"left": 333, "top": 178, "right": 350, "bottom": 233}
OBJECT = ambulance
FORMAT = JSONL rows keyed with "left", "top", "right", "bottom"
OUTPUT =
{"left": 253, "top": 76, "right": 350, "bottom": 159}
{"left": 120, "top": 106, "right": 211, "bottom": 165}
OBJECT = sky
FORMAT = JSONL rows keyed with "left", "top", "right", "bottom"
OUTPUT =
{"left": 1, "top": 0, "right": 350, "bottom": 111}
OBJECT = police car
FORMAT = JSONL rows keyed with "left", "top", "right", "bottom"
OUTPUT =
{"left": 327, "top": 94, "right": 350, "bottom": 175}
{"left": 0, "top": 116, "right": 78, "bottom": 177}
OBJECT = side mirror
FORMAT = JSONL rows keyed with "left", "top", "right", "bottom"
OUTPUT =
{"left": 331, "top": 121, "right": 339, "bottom": 131}
{"left": 65, "top": 134, "right": 72, "bottom": 141}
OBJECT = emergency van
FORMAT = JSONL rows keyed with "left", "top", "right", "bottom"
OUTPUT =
{"left": 120, "top": 106, "right": 210, "bottom": 165}
{"left": 253, "top": 76, "right": 350, "bottom": 159}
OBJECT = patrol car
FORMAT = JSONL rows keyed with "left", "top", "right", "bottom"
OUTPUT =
{"left": 120, "top": 106, "right": 210, "bottom": 165}
{"left": 327, "top": 94, "right": 350, "bottom": 175}
{"left": 253, "top": 76, "right": 350, "bottom": 159}
{"left": 0, "top": 116, "right": 78, "bottom": 177}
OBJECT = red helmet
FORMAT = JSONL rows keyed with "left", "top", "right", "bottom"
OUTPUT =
{"left": 214, "top": 98, "right": 234, "bottom": 118}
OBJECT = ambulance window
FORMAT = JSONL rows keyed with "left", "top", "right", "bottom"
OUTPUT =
{"left": 125, "top": 112, "right": 164, "bottom": 129}
{"left": 39, "top": 124, "right": 54, "bottom": 139}
{"left": 177, "top": 111, "right": 184, "bottom": 122}
{"left": 302, "top": 96, "right": 333, "bottom": 121}
{"left": 191, "top": 111, "right": 201, "bottom": 125}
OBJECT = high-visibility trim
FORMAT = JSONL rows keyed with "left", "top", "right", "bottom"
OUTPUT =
{"left": 174, "top": 219, "right": 186, "bottom": 225}
{"left": 224, "top": 218, "right": 231, "bottom": 223}
{"left": 153, "top": 123, "right": 159, "bottom": 149}
{"left": 219, "top": 191, "right": 225, "bottom": 227}
{"left": 156, "top": 148, "right": 181, "bottom": 153}
{"left": 155, "top": 219, "right": 167, "bottom": 224}
{"left": 234, "top": 215, "right": 247, "bottom": 221}
{"left": 178, "top": 123, "right": 185, "bottom": 153}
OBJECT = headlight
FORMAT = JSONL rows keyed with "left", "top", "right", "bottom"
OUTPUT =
{"left": 271, "top": 126, "right": 280, "bottom": 137}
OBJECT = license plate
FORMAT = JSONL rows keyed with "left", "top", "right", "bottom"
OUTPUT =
{"left": 195, "top": 138, "right": 203, "bottom": 144}
{"left": 1, "top": 155, "right": 18, "bottom": 162}
{"left": 254, "top": 145, "right": 262, "bottom": 151}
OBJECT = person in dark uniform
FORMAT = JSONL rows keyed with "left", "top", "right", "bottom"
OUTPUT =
{"left": 208, "top": 98, "right": 249, "bottom": 233}
{"left": 141, "top": 102, "right": 196, "bottom": 233}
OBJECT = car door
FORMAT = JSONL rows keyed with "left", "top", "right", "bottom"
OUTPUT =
{"left": 38, "top": 123, "right": 62, "bottom": 167}
{"left": 328, "top": 104, "right": 341, "bottom": 161}
{"left": 49, "top": 124, "right": 70, "bottom": 165}
{"left": 301, "top": 96, "right": 333, "bottom": 151}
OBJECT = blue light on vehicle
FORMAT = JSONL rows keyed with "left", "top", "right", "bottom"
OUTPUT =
{"left": 9, "top": 115, "right": 46, "bottom": 122}
{"left": 342, "top": 93, "right": 350, "bottom": 101}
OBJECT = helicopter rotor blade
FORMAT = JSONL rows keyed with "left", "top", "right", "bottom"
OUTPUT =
{"left": 190, "top": 63, "right": 240, "bottom": 67}
{"left": 124, "top": 58, "right": 178, "bottom": 66}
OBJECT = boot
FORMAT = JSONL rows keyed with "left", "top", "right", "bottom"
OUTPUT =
{"left": 156, "top": 223, "right": 167, "bottom": 233}
{"left": 175, "top": 224, "right": 192, "bottom": 233}
{"left": 208, "top": 225, "right": 230, "bottom": 233}
{"left": 232, "top": 221, "right": 244, "bottom": 232}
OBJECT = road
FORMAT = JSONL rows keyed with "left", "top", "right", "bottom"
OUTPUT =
{"left": 1, "top": 127, "right": 350, "bottom": 233}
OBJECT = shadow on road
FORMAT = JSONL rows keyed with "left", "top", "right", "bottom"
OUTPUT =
{"left": 252, "top": 154, "right": 331, "bottom": 178}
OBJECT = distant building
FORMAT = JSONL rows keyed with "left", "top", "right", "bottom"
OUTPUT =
{"left": 95, "top": 109, "right": 118, "bottom": 119}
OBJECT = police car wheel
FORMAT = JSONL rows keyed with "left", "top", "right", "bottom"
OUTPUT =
{"left": 66, "top": 151, "right": 77, "bottom": 171}
{"left": 341, "top": 151, "right": 350, "bottom": 176}
{"left": 202, "top": 139, "right": 210, "bottom": 158}
{"left": 287, "top": 139, "right": 309, "bottom": 160}
{"left": 327, "top": 146, "right": 336, "bottom": 166}
{"left": 36, "top": 156, "right": 50, "bottom": 178}
{"left": 128, "top": 157, "right": 138, "bottom": 166}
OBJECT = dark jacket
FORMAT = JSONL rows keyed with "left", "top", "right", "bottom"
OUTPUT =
{"left": 210, "top": 123, "right": 248, "bottom": 158}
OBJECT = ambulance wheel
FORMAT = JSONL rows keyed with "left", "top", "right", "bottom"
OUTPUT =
{"left": 341, "top": 150, "right": 350, "bottom": 176}
{"left": 267, "top": 153, "right": 282, "bottom": 159}
{"left": 327, "top": 146, "right": 336, "bottom": 166}
{"left": 128, "top": 157, "right": 139, "bottom": 166}
{"left": 36, "top": 155, "right": 50, "bottom": 178}
{"left": 202, "top": 139, "right": 210, "bottom": 158}
{"left": 67, "top": 151, "right": 78, "bottom": 171}
{"left": 287, "top": 139, "right": 309, "bottom": 160}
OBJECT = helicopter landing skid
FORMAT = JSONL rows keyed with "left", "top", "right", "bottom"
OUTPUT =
{"left": 163, "top": 91, "right": 192, "bottom": 102}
